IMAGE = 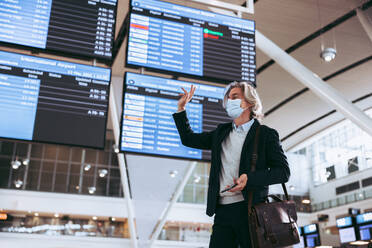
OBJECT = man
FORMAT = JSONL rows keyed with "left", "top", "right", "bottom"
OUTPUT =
{"left": 172, "top": 81, "right": 290, "bottom": 248}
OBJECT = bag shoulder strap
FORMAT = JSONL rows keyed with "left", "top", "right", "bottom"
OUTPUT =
{"left": 247, "top": 126, "right": 289, "bottom": 213}
{"left": 247, "top": 125, "right": 261, "bottom": 214}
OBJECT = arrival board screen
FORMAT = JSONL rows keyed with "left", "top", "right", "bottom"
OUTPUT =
{"left": 0, "top": 0, "right": 117, "bottom": 60}
{"left": 339, "top": 227, "right": 356, "bottom": 243}
{"left": 0, "top": 50, "right": 111, "bottom": 148}
{"left": 120, "top": 72, "right": 231, "bottom": 160}
{"left": 127, "top": 0, "right": 256, "bottom": 84}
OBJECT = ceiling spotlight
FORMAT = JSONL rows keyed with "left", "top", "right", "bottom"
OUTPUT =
{"left": 325, "top": 171, "right": 331, "bottom": 178}
{"left": 289, "top": 185, "right": 295, "bottom": 191}
{"left": 169, "top": 170, "right": 178, "bottom": 178}
{"left": 112, "top": 144, "right": 120, "bottom": 153}
{"left": 302, "top": 199, "right": 311, "bottom": 204}
{"left": 320, "top": 47, "right": 336, "bottom": 62}
{"left": 84, "top": 164, "right": 91, "bottom": 171}
{"left": 92, "top": 216, "right": 98, "bottom": 220}
{"left": 111, "top": 217, "right": 116, "bottom": 222}
{"left": 98, "top": 169, "right": 108, "bottom": 178}
{"left": 14, "top": 180, "right": 23, "bottom": 188}
{"left": 194, "top": 175, "right": 201, "bottom": 183}
{"left": 22, "top": 159, "right": 30, "bottom": 166}
{"left": 54, "top": 213, "right": 59, "bottom": 218}
{"left": 88, "top": 186, "right": 96, "bottom": 194}
{"left": 34, "top": 213, "right": 39, "bottom": 217}
{"left": 11, "top": 160, "right": 22, "bottom": 169}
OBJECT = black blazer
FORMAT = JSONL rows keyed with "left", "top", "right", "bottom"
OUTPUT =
{"left": 173, "top": 111, "right": 290, "bottom": 217}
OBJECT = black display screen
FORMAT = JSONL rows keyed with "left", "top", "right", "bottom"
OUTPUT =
{"left": 126, "top": 0, "right": 256, "bottom": 84}
{"left": 0, "top": 50, "right": 111, "bottom": 148}
{"left": 0, "top": 0, "right": 117, "bottom": 60}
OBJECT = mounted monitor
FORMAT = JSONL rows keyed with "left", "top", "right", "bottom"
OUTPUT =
{"left": 126, "top": 0, "right": 256, "bottom": 85}
{"left": 0, "top": 0, "right": 117, "bottom": 61}
{"left": 0, "top": 50, "right": 111, "bottom": 149}
{"left": 120, "top": 72, "right": 231, "bottom": 161}
{"left": 356, "top": 212, "right": 372, "bottom": 241}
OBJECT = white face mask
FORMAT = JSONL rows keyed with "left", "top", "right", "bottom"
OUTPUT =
{"left": 225, "top": 99, "right": 245, "bottom": 119}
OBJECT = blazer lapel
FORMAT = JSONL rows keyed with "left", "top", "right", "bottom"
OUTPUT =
{"left": 239, "top": 119, "right": 260, "bottom": 173}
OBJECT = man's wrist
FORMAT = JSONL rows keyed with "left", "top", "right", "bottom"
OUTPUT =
{"left": 177, "top": 107, "right": 186, "bottom": 113}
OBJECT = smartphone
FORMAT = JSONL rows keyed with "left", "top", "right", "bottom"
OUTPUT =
{"left": 220, "top": 183, "right": 238, "bottom": 193}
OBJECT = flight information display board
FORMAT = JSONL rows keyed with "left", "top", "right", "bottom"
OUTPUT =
{"left": 120, "top": 72, "right": 231, "bottom": 160}
{"left": 0, "top": 50, "right": 111, "bottom": 148}
{"left": 0, "top": 0, "right": 117, "bottom": 60}
{"left": 126, "top": 0, "right": 256, "bottom": 84}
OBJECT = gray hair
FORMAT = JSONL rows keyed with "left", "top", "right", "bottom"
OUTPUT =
{"left": 223, "top": 81, "right": 264, "bottom": 120}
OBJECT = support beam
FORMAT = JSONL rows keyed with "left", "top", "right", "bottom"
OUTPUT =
{"left": 190, "top": 0, "right": 254, "bottom": 14}
{"left": 109, "top": 83, "right": 138, "bottom": 248}
{"left": 149, "top": 161, "right": 197, "bottom": 247}
{"left": 356, "top": 8, "right": 372, "bottom": 43}
{"left": 255, "top": 30, "right": 372, "bottom": 137}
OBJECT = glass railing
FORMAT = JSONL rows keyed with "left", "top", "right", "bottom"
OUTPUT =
{"left": 311, "top": 187, "right": 372, "bottom": 212}
{"left": 0, "top": 212, "right": 129, "bottom": 238}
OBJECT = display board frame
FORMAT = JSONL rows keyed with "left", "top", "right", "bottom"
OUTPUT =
{"left": 125, "top": 0, "right": 256, "bottom": 86}
{"left": 119, "top": 72, "right": 230, "bottom": 161}
{"left": 0, "top": 49, "right": 112, "bottom": 150}
{"left": 0, "top": 0, "right": 118, "bottom": 64}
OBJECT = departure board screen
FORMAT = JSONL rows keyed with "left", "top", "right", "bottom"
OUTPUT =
{"left": 126, "top": 0, "right": 256, "bottom": 84}
{"left": 0, "top": 0, "right": 117, "bottom": 60}
{"left": 0, "top": 50, "right": 111, "bottom": 148}
{"left": 120, "top": 72, "right": 231, "bottom": 161}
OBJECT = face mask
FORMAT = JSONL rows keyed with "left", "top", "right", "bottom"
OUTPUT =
{"left": 225, "top": 99, "right": 244, "bottom": 119}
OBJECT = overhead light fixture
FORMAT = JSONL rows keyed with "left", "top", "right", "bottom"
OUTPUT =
{"left": 98, "top": 169, "right": 108, "bottom": 178}
{"left": 14, "top": 180, "right": 23, "bottom": 188}
{"left": 112, "top": 144, "right": 120, "bottom": 153}
{"left": 169, "top": 170, "right": 178, "bottom": 178}
{"left": 302, "top": 199, "right": 311, "bottom": 204}
{"left": 22, "top": 159, "right": 30, "bottom": 166}
{"left": 194, "top": 175, "right": 201, "bottom": 183}
{"left": 111, "top": 217, "right": 116, "bottom": 222}
{"left": 350, "top": 241, "right": 369, "bottom": 245}
{"left": 54, "top": 213, "right": 59, "bottom": 218}
{"left": 320, "top": 48, "right": 337, "bottom": 62}
{"left": 289, "top": 185, "right": 295, "bottom": 191}
{"left": 34, "top": 213, "right": 39, "bottom": 217}
{"left": 11, "top": 160, "right": 22, "bottom": 169}
{"left": 84, "top": 164, "right": 91, "bottom": 171}
{"left": 92, "top": 216, "right": 98, "bottom": 220}
{"left": 88, "top": 186, "right": 96, "bottom": 194}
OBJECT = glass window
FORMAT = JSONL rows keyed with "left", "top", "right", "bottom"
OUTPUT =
{"left": 26, "top": 160, "right": 41, "bottom": 191}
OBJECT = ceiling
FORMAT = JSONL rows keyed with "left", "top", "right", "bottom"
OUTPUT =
{"left": 110, "top": 0, "right": 372, "bottom": 150}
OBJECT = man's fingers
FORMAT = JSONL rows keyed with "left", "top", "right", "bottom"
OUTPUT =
{"left": 181, "top": 87, "right": 187, "bottom": 94}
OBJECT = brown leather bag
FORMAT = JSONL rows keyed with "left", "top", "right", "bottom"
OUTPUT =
{"left": 247, "top": 126, "right": 300, "bottom": 248}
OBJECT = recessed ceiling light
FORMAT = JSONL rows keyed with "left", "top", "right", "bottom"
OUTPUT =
{"left": 23, "top": 159, "right": 30, "bottom": 166}
{"left": 88, "top": 186, "right": 96, "bottom": 194}
{"left": 84, "top": 164, "right": 91, "bottom": 171}
{"left": 320, "top": 48, "right": 336, "bottom": 62}
{"left": 34, "top": 213, "right": 39, "bottom": 217}
{"left": 54, "top": 213, "right": 59, "bottom": 218}
{"left": 98, "top": 169, "right": 108, "bottom": 178}
{"left": 14, "top": 180, "right": 23, "bottom": 188}
{"left": 11, "top": 160, "right": 22, "bottom": 169}
{"left": 302, "top": 199, "right": 311, "bottom": 204}
{"left": 92, "top": 216, "right": 98, "bottom": 220}
{"left": 112, "top": 144, "right": 120, "bottom": 153}
{"left": 169, "top": 170, "right": 178, "bottom": 178}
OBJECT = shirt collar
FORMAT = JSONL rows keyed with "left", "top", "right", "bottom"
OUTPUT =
{"left": 233, "top": 118, "right": 255, "bottom": 133}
